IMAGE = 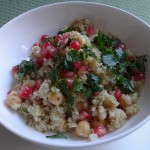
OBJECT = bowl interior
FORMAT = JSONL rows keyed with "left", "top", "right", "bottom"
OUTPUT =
{"left": 0, "top": 2, "right": 150, "bottom": 148}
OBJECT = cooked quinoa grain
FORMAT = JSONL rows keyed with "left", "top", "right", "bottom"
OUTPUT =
{"left": 6, "top": 18, "right": 147, "bottom": 140}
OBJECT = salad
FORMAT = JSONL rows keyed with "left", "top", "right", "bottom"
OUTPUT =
{"left": 6, "top": 18, "right": 147, "bottom": 140}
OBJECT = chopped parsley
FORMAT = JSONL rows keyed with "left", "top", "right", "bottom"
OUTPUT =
{"left": 46, "top": 132, "right": 67, "bottom": 139}
{"left": 17, "top": 60, "right": 35, "bottom": 81}
{"left": 116, "top": 76, "right": 135, "bottom": 94}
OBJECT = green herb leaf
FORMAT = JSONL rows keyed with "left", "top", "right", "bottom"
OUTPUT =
{"left": 73, "top": 78, "right": 85, "bottom": 93}
{"left": 83, "top": 88, "right": 92, "bottom": 98}
{"left": 93, "top": 31, "right": 105, "bottom": 50}
{"left": 60, "top": 58, "right": 74, "bottom": 71}
{"left": 17, "top": 60, "right": 35, "bottom": 81}
{"left": 66, "top": 50, "right": 81, "bottom": 62}
{"left": 86, "top": 73, "right": 103, "bottom": 94}
{"left": 57, "top": 27, "right": 71, "bottom": 34}
{"left": 116, "top": 76, "right": 135, "bottom": 94}
{"left": 47, "top": 68, "right": 59, "bottom": 81}
{"left": 66, "top": 95, "right": 74, "bottom": 107}
{"left": 102, "top": 54, "right": 117, "bottom": 68}
{"left": 82, "top": 45, "right": 97, "bottom": 59}
{"left": 135, "top": 55, "right": 147, "bottom": 73}
{"left": 46, "top": 132, "right": 67, "bottom": 139}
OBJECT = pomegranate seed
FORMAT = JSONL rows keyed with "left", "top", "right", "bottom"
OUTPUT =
{"left": 92, "top": 92, "right": 100, "bottom": 97}
{"left": 118, "top": 42, "right": 126, "bottom": 51}
{"left": 66, "top": 78, "right": 74, "bottom": 88}
{"left": 70, "top": 40, "right": 80, "bottom": 50}
{"left": 19, "top": 85, "right": 33, "bottom": 99}
{"left": 40, "top": 42, "right": 56, "bottom": 59}
{"left": 114, "top": 89, "right": 122, "bottom": 102}
{"left": 79, "top": 111, "right": 91, "bottom": 121}
{"left": 134, "top": 72, "right": 145, "bottom": 81}
{"left": 7, "top": 90, "right": 12, "bottom": 95}
{"left": 12, "top": 66, "right": 18, "bottom": 74}
{"left": 60, "top": 70, "right": 75, "bottom": 78}
{"left": 36, "top": 57, "right": 44, "bottom": 66}
{"left": 35, "top": 79, "right": 43, "bottom": 90}
{"left": 74, "top": 62, "right": 82, "bottom": 69}
{"left": 86, "top": 26, "right": 95, "bottom": 36}
{"left": 77, "top": 64, "right": 88, "bottom": 76}
{"left": 43, "top": 41, "right": 51, "bottom": 49}
{"left": 55, "top": 34, "right": 63, "bottom": 43}
{"left": 39, "top": 34, "right": 49, "bottom": 47}
{"left": 33, "top": 43, "right": 40, "bottom": 47}
{"left": 94, "top": 125, "right": 107, "bottom": 138}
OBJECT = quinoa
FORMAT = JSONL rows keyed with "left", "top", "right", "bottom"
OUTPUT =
{"left": 6, "top": 18, "right": 147, "bottom": 140}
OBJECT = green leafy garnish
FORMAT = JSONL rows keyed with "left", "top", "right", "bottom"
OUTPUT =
{"left": 116, "top": 76, "right": 135, "bottom": 94}
{"left": 135, "top": 55, "right": 147, "bottom": 73}
{"left": 73, "top": 78, "right": 85, "bottom": 93}
{"left": 46, "top": 132, "right": 67, "bottom": 139}
{"left": 84, "top": 73, "right": 103, "bottom": 98}
{"left": 57, "top": 27, "right": 71, "bottom": 34}
{"left": 102, "top": 54, "right": 117, "bottom": 68}
{"left": 60, "top": 58, "right": 74, "bottom": 71}
{"left": 82, "top": 45, "right": 97, "bottom": 59}
{"left": 17, "top": 60, "right": 35, "bottom": 81}
{"left": 83, "top": 88, "right": 92, "bottom": 98}
{"left": 66, "top": 50, "right": 81, "bottom": 62}
{"left": 66, "top": 95, "right": 74, "bottom": 107}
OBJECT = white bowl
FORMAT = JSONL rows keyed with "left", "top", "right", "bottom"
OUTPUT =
{"left": 0, "top": 1, "right": 150, "bottom": 149}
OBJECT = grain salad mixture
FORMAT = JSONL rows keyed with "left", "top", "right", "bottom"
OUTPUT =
{"left": 6, "top": 18, "right": 147, "bottom": 140}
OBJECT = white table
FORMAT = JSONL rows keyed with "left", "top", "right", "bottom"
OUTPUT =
{"left": 0, "top": 120, "right": 150, "bottom": 150}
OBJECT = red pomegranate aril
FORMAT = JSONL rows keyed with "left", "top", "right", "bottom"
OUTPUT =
{"left": 86, "top": 26, "right": 95, "bottom": 36}
{"left": 66, "top": 79, "right": 74, "bottom": 88}
{"left": 42, "top": 41, "right": 51, "bottom": 49}
{"left": 60, "top": 70, "right": 75, "bottom": 78}
{"left": 39, "top": 34, "right": 49, "bottom": 47}
{"left": 33, "top": 42, "right": 40, "bottom": 47}
{"left": 36, "top": 57, "right": 44, "bottom": 66}
{"left": 77, "top": 64, "right": 88, "bottom": 76}
{"left": 94, "top": 125, "right": 107, "bottom": 137}
{"left": 55, "top": 34, "right": 63, "bottom": 42}
{"left": 118, "top": 42, "right": 126, "bottom": 51}
{"left": 35, "top": 79, "right": 43, "bottom": 90}
{"left": 79, "top": 111, "right": 91, "bottom": 121}
{"left": 40, "top": 43, "right": 56, "bottom": 59}
{"left": 12, "top": 66, "right": 18, "bottom": 74}
{"left": 114, "top": 89, "right": 122, "bottom": 102}
{"left": 19, "top": 85, "right": 33, "bottom": 99}
{"left": 74, "top": 62, "right": 82, "bottom": 69}
{"left": 7, "top": 90, "right": 12, "bottom": 95}
{"left": 70, "top": 40, "right": 80, "bottom": 50}
{"left": 92, "top": 92, "right": 100, "bottom": 97}
{"left": 134, "top": 72, "right": 145, "bottom": 81}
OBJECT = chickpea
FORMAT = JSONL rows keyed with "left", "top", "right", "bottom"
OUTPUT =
{"left": 48, "top": 91, "right": 65, "bottom": 106}
{"left": 6, "top": 91, "right": 22, "bottom": 110}
{"left": 75, "top": 120, "right": 91, "bottom": 138}
{"left": 76, "top": 100, "right": 90, "bottom": 113}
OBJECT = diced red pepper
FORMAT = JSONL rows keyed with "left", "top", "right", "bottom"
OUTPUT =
{"left": 86, "top": 26, "right": 95, "bottom": 36}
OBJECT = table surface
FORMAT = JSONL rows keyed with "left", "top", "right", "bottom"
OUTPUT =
{"left": 0, "top": 0, "right": 150, "bottom": 150}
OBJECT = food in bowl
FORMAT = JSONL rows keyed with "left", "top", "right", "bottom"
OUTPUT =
{"left": 6, "top": 18, "right": 147, "bottom": 140}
